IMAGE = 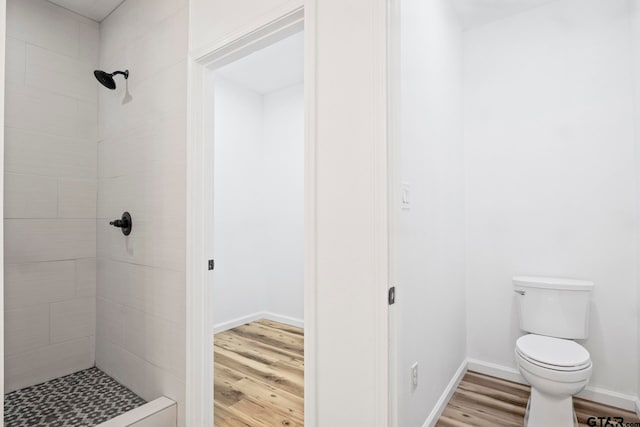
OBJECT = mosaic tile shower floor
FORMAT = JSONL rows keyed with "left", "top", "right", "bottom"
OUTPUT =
{"left": 4, "top": 367, "right": 146, "bottom": 427}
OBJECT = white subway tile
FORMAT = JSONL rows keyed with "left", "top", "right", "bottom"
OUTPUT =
{"left": 96, "top": 258, "right": 126, "bottom": 302}
{"left": 95, "top": 337, "right": 122, "bottom": 383}
{"left": 150, "top": 268, "right": 185, "bottom": 325}
{"left": 98, "top": 61, "right": 187, "bottom": 141}
{"left": 145, "top": 363, "right": 186, "bottom": 424}
{"left": 147, "top": 315, "right": 184, "bottom": 379}
{"left": 25, "top": 43, "right": 97, "bottom": 102}
{"left": 5, "top": 336, "right": 94, "bottom": 392}
{"left": 97, "top": 173, "right": 153, "bottom": 220}
{"left": 121, "top": 308, "right": 184, "bottom": 379}
{"left": 125, "top": 8, "right": 188, "bottom": 86}
{"left": 4, "top": 173, "right": 58, "bottom": 218}
{"left": 6, "top": 85, "right": 96, "bottom": 139}
{"left": 122, "top": 307, "right": 146, "bottom": 359}
{"left": 78, "top": 20, "right": 100, "bottom": 66}
{"left": 96, "top": 219, "right": 154, "bottom": 266}
{"left": 5, "top": 261, "right": 76, "bottom": 309}
{"left": 76, "top": 258, "right": 97, "bottom": 297}
{"left": 101, "top": 340, "right": 150, "bottom": 399}
{"left": 152, "top": 218, "right": 186, "bottom": 272}
{"left": 50, "top": 297, "right": 96, "bottom": 343}
{"left": 7, "top": 0, "right": 81, "bottom": 58}
{"left": 96, "top": 297, "right": 125, "bottom": 347}
{"left": 97, "top": 260, "right": 184, "bottom": 324}
{"left": 5, "top": 219, "right": 96, "bottom": 263}
{"left": 58, "top": 179, "right": 97, "bottom": 218}
{"left": 113, "top": 263, "right": 148, "bottom": 312}
{"left": 100, "top": 0, "right": 185, "bottom": 65}
{"left": 5, "top": 304, "right": 50, "bottom": 356}
{"left": 98, "top": 115, "right": 186, "bottom": 180}
{"left": 5, "top": 128, "right": 97, "bottom": 179}
{"left": 5, "top": 37, "right": 26, "bottom": 85}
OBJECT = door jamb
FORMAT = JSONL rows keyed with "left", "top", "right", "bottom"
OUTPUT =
{"left": 185, "top": 6, "right": 313, "bottom": 426}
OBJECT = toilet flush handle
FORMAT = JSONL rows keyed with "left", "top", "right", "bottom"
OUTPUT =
{"left": 514, "top": 289, "right": 526, "bottom": 295}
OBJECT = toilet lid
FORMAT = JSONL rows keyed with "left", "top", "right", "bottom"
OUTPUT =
{"left": 516, "top": 334, "right": 590, "bottom": 368}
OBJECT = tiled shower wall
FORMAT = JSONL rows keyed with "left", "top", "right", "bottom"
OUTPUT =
{"left": 96, "top": 0, "right": 188, "bottom": 425}
{"left": 3, "top": 0, "right": 98, "bottom": 392}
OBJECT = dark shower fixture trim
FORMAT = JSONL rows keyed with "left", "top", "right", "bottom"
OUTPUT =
{"left": 94, "top": 69, "right": 129, "bottom": 90}
{"left": 110, "top": 212, "right": 132, "bottom": 236}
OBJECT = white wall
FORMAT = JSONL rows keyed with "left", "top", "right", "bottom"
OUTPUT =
{"left": 262, "top": 84, "right": 305, "bottom": 321}
{"left": 396, "top": 0, "right": 466, "bottom": 425}
{"left": 191, "top": 0, "right": 391, "bottom": 424}
{"left": 631, "top": 0, "right": 640, "bottom": 407}
{"left": 189, "top": 0, "right": 302, "bottom": 57}
{"left": 212, "top": 76, "right": 268, "bottom": 326}
{"left": 96, "top": 0, "right": 188, "bottom": 424}
{"left": 312, "top": 0, "right": 389, "bottom": 424}
{"left": 213, "top": 76, "right": 304, "bottom": 329}
{"left": 464, "top": 0, "right": 639, "bottom": 396}
{"left": 0, "top": 0, "right": 7, "bottom": 415}
{"left": 4, "top": 0, "right": 98, "bottom": 392}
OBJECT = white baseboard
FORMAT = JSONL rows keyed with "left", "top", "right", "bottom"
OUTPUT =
{"left": 213, "top": 312, "right": 265, "bottom": 334}
{"left": 467, "top": 358, "right": 638, "bottom": 412}
{"left": 578, "top": 387, "right": 639, "bottom": 412}
{"left": 422, "top": 359, "right": 467, "bottom": 427}
{"left": 262, "top": 311, "right": 304, "bottom": 328}
{"left": 467, "top": 358, "right": 527, "bottom": 385}
{"left": 635, "top": 398, "right": 640, "bottom": 419}
{"left": 213, "top": 311, "right": 304, "bottom": 334}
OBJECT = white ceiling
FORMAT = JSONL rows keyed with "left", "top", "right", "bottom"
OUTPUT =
{"left": 451, "top": 0, "right": 559, "bottom": 29}
{"left": 215, "top": 31, "right": 304, "bottom": 95}
{"left": 47, "top": 0, "right": 124, "bottom": 22}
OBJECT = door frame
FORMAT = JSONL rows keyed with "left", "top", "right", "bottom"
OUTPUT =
{"left": 387, "top": 0, "right": 400, "bottom": 423}
{"left": 185, "top": 6, "right": 314, "bottom": 426}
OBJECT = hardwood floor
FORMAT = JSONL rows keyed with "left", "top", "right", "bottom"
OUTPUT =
{"left": 214, "top": 319, "right": 304, "bottom": 426}
{"left": 437, "top": 371, "right": 640, "bottom": 427}
{"left": 214, "top": 330, "right": 638, "bottom": 427}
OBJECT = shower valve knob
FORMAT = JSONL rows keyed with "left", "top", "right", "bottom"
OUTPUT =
{"left": 110, "top": 212, "right": 132, "bottom": 236}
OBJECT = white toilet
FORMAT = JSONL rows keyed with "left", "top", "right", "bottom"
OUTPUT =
{"left": 513, "top": 276, "right": 594, "bottom": 427}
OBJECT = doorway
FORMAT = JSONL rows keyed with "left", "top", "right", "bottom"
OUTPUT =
{"left": 211, "top": 30, "right": 305, "bottom": 426}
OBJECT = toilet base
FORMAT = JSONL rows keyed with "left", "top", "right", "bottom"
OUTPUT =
{"left": 525, "top": 388, "right": 577, "bottom": 427}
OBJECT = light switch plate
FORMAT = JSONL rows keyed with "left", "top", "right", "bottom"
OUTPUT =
{"left": 401, "top": 182, "right": 411, "bottom": 210}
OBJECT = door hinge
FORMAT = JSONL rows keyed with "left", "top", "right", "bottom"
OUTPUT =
{"left": 208, "top": 259, "right": 214, "bottom": 270}
{"left": 388, "top": 286, "right": 396, "bottom": 305}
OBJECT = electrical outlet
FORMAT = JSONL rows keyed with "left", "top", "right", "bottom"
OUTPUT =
{"left": 411, "top": 362, "right": 418, "bottom": 388}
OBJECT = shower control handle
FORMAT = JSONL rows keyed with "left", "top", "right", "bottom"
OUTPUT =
{"left": 110, "top": 212, "right": 132, "bottom": 236}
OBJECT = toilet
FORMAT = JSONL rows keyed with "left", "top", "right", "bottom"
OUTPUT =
{"left": 513, "top": 276, "right": 594, "bottom": 427}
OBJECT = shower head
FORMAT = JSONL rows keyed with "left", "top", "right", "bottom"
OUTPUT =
{"left": 93, "top": 69, "right": 129, "bottom": 90}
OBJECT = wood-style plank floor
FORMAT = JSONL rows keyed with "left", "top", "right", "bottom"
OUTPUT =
{"left": 214, "top": 319, "right": 304, "bottom": 426}
{"left": 437, "top": 371, "right": 640, "bottom": 427}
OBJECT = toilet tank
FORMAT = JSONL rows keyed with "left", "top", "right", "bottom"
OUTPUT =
{"left": 513, "top": 276, "right": 594, "bottom": 339}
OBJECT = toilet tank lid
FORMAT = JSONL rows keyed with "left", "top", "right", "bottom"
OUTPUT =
{"left": 513, "top": 276, "right": 594, "bottom": 291}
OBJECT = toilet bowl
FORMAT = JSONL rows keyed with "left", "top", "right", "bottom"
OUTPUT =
{"left": 512, "top": 276, "right": 595, "bottom": 427}
{"left": 515, "top": 334, "right": 592, "bottom": 427}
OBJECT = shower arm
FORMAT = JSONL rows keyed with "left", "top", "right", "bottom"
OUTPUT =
{"left": 112, "top": 70, "right": 129, "bottom": 79}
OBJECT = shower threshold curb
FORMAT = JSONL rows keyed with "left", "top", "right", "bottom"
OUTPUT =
{"left": 97, "top": 396, "right": 176, "bottom": 427}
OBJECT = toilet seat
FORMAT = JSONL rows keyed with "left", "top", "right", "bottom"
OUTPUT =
{"left": 517, "top": 350, "right": 590, "bottom": 372}
{"left": 516, "top": 334, "right": 591, "bottom": 371}
{"left": 515, "top": 349, "right": 592, "bottom": 384}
